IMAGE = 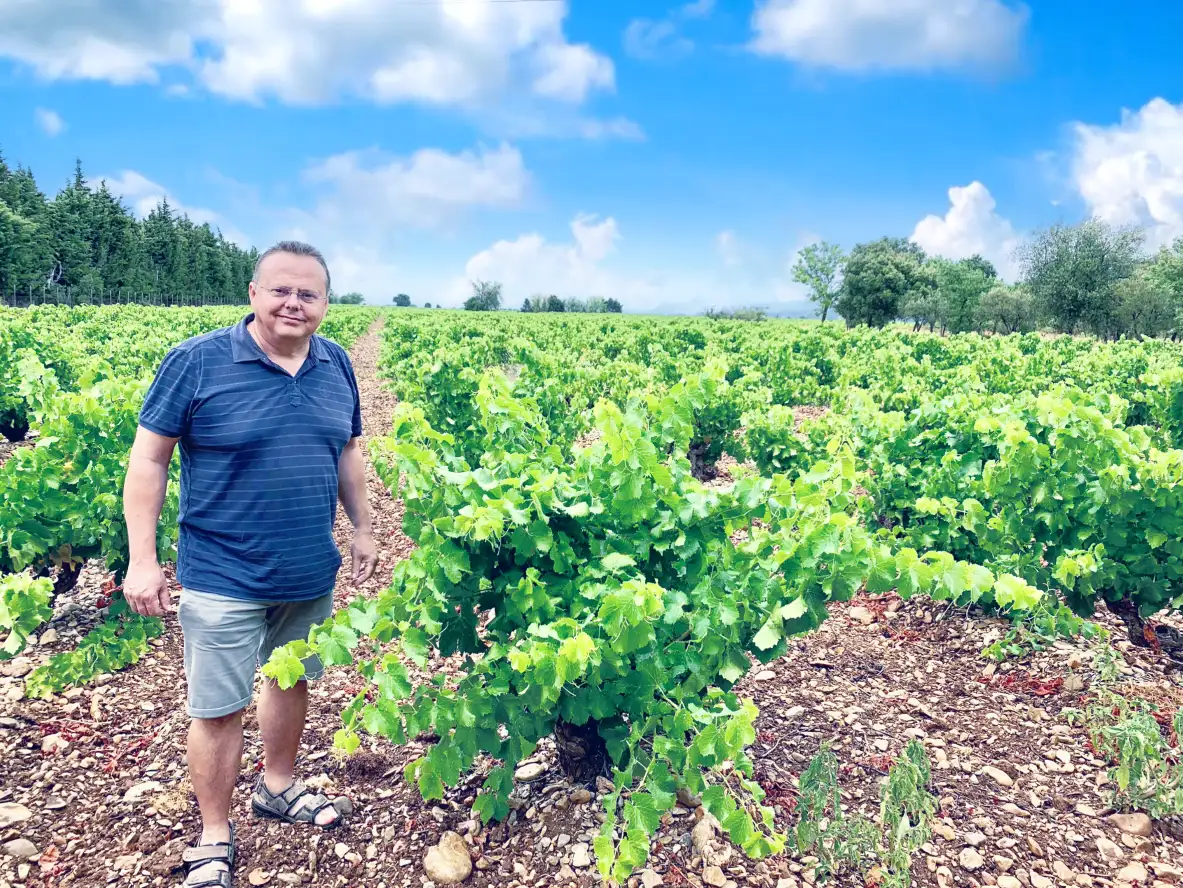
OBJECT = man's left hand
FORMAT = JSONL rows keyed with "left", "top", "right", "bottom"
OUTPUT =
{"left": 350, "top": 530, "right": 378, "bottom": 586}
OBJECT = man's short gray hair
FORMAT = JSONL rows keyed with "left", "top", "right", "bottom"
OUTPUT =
{"left": 253, "top": 240, "right": 331, "bottom": 296}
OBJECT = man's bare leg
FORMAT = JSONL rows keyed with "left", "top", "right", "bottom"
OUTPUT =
{"left": 258, "top": 679, "right": 337, "bottom": 825}
{"left": 185, "top": 711, "right": 243, "bottom": 882}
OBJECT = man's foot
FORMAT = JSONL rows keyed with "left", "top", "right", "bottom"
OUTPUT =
{"left": 251, "top": 776, "right": 349, "bottom": 828}
{"left": 177, "top": 822, "right": 235, "bottom": 887}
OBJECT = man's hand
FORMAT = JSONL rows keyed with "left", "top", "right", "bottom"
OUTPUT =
{"left": 124, "top": 561, "right": 172, "bottom": 617}
{"left": 350, "top": 530, "right": 378, "bottom": 586}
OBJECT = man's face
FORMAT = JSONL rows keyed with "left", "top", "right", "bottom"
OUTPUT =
{"left": 248, "top": 253, "right": 330, "bottom": 343}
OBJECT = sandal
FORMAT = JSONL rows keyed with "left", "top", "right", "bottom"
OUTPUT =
{"left": 250, "top": 775, "right": 350, "bottom": 828}
{"left": 175, "top": 821, "right": 236, "bottom": 888}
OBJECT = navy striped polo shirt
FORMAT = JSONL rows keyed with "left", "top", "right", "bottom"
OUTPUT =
{"left": 139, "top": 313, "right": 362, "bottom": 601}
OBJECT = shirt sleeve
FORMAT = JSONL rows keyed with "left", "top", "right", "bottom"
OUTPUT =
{"left": 343, "top": 351, "right": 363, "bottom": 438}
{"left": 139, "top": 347, "right": 198, "bottom": 438}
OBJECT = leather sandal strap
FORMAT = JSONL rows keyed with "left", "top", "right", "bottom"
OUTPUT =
{"left": 182, "top": 845, "right": 232, "bottom": 864}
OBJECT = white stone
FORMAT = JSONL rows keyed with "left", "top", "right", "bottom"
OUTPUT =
{"left": 569, "top": 843, "right": 591, "bottom": 868}
{"left": 423, "top": 832, "right": 472, "bottom": 885}
{"left": 123, "top": 781, "right": 164, "bottom": 803}
{"left": 514, "top": 762, "right": 547, "bottom": 782}
{"left": 0, "top": 803, "right": 33, "bottom": 828}
{"left": 981, "top": 766, "right": 1014, "bottom": 787}
{"left": 2, "top": 838, "right": 38, "bottom": 859}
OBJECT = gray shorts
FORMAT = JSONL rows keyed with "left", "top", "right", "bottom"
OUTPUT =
{"left": 177, "top": 587, "right": 335, "bottom": 719}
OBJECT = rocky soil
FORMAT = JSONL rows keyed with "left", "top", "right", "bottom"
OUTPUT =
{"left": 2, "top": 321, "right": 1182, "bottom": 888}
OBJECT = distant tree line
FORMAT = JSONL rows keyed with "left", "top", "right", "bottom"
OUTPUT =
{"left": 458, "top": 280, "right": 623, "bottom": 313}
{"left": 793, "top": 221, "right": 1183, "bottom": 339}
{"left": 521, "top": 294, "right": 622, "bottom": 314}
{"left": 1, "top": 153, "right": 258, "bottom": 304}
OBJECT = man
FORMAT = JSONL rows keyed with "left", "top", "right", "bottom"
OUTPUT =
{"left": 122, "top": 241, "right": 378, "bottom": 888}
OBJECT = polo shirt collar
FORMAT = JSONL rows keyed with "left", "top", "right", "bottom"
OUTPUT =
{"left": 232, "top": 313, "right": 330, "bottom": 363}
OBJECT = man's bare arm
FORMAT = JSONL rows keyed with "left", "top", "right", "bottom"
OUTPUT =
{"left": 122, "top": 427, "right": 178, "bottom": 616}
{"left": 338, "top": 437, "right": 377, "bottom": 585}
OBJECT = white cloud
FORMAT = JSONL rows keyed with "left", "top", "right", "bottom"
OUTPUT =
{"left": 0, "top": 0, "right": 205, "bottom": 85}
{"left": 0, "top": 0, "right": 614, "bottom": 112}
{"left": 716, "top": 230, "right": 742, "bottom": 266}
{"left": 625, "top": 0, "right": 716, "bottom": 60}
{"left": 303, "top": 143, "right": 530, "bottom": 231}
{"left": 441, "top": 215, "right": 818, "bottom": 315}
{"left": 1071, "top": 98, "right": 1183, "bottom": 250}
{"left": 910, "top": 181, "right": 1022, "bottom": 280}
{"left": 99, "top": 170, "right": 251, "bottom": 247}
{"left": 531, "top": 43, "right": 615, "bottom": 102}
{"left": 750, "top": 0, "right": 1027, "bottom": 73}
{"left": 33, "top": 107, "right": 65, "bottom": 137}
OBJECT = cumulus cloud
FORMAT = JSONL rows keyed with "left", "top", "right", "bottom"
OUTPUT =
{"left": 0, "top": 0, "right": 205, "bottom": 85}
{"left": 0, "top": 0, "right": 615, "bottom": 111}
{"left": 98, "top": 170, "right": 252, "bottom": 247}
{"left": 749, "top": 0, "right": 1028, "bottom": 73}
{"left": 715, "top": 230, "right": 742, "bottom": 266}
{"left": 442, "top": 215, "right": 819, "bottom": 315}
{"left": 34, "top": 107, "right": 65, "bottom": 137}
{"left": 910, "top": 181, "right": 1022, "bottom": 280}
{"left": 624, "top": 0, "right": 716, "bottom": 60}
{"left": 1071, "top": 97, "right": 1183, "bottom": 250}
{"left": 303, "top": 143, "right": 530, "bottom": 231}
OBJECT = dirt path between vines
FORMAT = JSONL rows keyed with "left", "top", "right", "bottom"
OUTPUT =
{"left": 3, "top": 322, "right": 1183, "bottom": 888}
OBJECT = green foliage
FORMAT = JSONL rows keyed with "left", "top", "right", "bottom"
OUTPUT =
{"left": 268, "top": 364, "right": 1031, "bottom": 882}
{"left": 24, "top": 600, "right": 164, "bottom": 698}
{"left": 0, "top": 572, "right": 53, "bottom": 658}
{"left": 975, "top": 284, "right": 1036, "bottom": 334}
{"left": 1019, "top": 219, "right": 1144, "bottom": 336}
{"left": 878, "top": 741, "right": 938, "bottom": 888}
{"left": 1064, "top": 689, "right": 1183, "bottom": 818}
{"left": 794, "top": 742, "right": 938, "bottom": 888}
{"left": 333, "top": 291, "right": 366, "bottom": 305}
{"left": 464, "top": 280, "right": 502, "bottom": 311}
{"left": 794, "top": 745, "right": 878, "bottom": 879}
{"left": 836, "top": 238, "right": 933, "bottom": 329}
{"left": 983, "top": 596, "right": 1107, "bottom": 662}
{"left": 1, "top": 152, "right": 258, "bottom": 305}
{"left": 791, "top": 241, "right": 846, "bottom": 323}
{"left": 928, "top": 257, "right": 995, "bottom": 334}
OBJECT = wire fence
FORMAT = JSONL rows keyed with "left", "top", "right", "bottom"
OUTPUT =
{"left": 3, "top": 284, "right": 249, "bottom": 308}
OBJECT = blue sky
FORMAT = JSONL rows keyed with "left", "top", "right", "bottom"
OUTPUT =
{"left": 2, "top": 0, "right": 1182, "bottom": 313}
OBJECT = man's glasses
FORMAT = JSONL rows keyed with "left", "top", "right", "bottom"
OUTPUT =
{"left": 260, "top": 286, "right": 325, "bottom": 305}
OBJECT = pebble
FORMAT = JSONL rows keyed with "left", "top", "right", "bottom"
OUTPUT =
{"left": 959, "top": 848, "right": 984, "bottom": 871}
{"left": 704, "top": 866, "right": 727, "bottom": 887}
{"left": 1151, "top": 862, "right": 1183, "bottom": 883}
{"left": 41, "top": 733, "right": 69, "bottom": 754}
{"left": 1096, "top": 837, "right": 1125, "bottom": 864}
{"left": 1055, "top": 861, "right": 1078, "bottom": 881}
{"left": 964, "top": 832, "right": 987, "bottom": 847}
{"left": 848, "top": 606, "right": 875, "bottom": 625}
{"left": 641, "top": 870, "right": 664, "bottom": 888}
{"left": 514, "top": 762, "right": 547, "bottom": 782}
{"left": 123, "top": 781, "right": 164, "bottom": 802}
{"left": 1, "top": 838, "right": 38, "bottom": 859}
{"left": 423, "top": 832, "right": 473, "bottom": 885}
{"left": 570, "top": 843, "right": 591, "bottom": 868}
{"left": 1117, "top": 862, "right": 1149, "bottom": 884}
{"left": 754, "top": 670, "right": 776, "bottom": 681}
{"left": 997, "top": 877, "right": 1021, "bottom": 888}
{"left": 569, "top": 788, "right": 593, "bottom": 805}
{"left": 981, "top": 766, "right": 1014, "bottom": 787}
{"left": 1107, "top": 812, "right": 1153, "bottom": 837}
{"left": 0, "top": 803, "right": 33, "bottom": 828}
{"left": 1031, "top": 874, "right": 1053, "bottom": 888}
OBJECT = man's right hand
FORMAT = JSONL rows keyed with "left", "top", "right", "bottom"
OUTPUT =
{"left": 124, "top": 561, "right": 172, "bottom": 617}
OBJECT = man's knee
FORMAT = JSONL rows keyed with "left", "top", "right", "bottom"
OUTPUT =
{"left": 191, "top": 708, "right": 245, "bottom": 730}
